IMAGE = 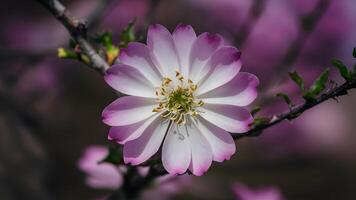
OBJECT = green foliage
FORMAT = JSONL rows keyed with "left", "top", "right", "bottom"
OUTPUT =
{"left": 251, "top": 117, "right": 271, "bottom": 128}
{"left": 303, "top": 68, "right": 329, "bottom": 101}
{"left": 57, "top": 48, "right": 77, "bottom": 59}
{"left": 250, "top": 107, "right": 261, "bottom": 117}
{"left": 100, "top": 146, "right": 122, "bottom": 165}
{"left": 95, "top": 31, "right": 120, "bottom": 65}
{"left": 120, "top": 20, "right": 136, "bottom": 48}
{"left": 276, "top": 93, "right": 294, "bottom": 108}
{"left": 331, "top": 59, "right": 352, "bottom": 81}
{"left": 289, "top": 69, "right": 329, "bottom": 102}
{"left": 289, "top": 71, "right": 305, "bottom": 91}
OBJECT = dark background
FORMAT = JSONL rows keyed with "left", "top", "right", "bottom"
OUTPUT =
{"left": 0, "top": 0, "right": 356, "bottom": 199}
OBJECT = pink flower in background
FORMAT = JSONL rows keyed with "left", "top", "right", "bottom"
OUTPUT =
{"left": 233, "top": 183, "right": 286, "bottom": 200}
{"left": 78, "top": 146, "right": 122, "bottom": 189}
{"left": 78, "top": 145, "right": 190, "bottom": 199}
{"left": 102, "top": 24, "right": 259, "bottom": 176}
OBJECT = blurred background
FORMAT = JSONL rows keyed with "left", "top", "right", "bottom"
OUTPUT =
{"left": 0, "top": 0, "right": 356, "bottom": 199}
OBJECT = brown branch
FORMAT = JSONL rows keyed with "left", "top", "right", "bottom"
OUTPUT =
{"left": 233, "top": 78, "right": 356, "bottom": 139}
{"left": 35, "top": 0, "right": 110, "bottom": 75}
{"left": 275, "top": 0, "right": 330, "bottom": 75}
{"left": 234, "top": 0, "right": 266, "bottom": 47}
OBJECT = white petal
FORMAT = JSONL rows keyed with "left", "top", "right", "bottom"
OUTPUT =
{"left": 196, "top": 47, "right": 242, "bottom": 95}
{"left": 162, "top": 123, "right": 191, "bottom": 175}
{"left": 119, "top": 42, "right": 163, "bottom": 86}
{"left": 199, "top": 72, "right": 259, "bottom": 106}
{"left": 102, "top": 96, "right": 156, "bottom": 126}
{"left": 188, "top": 121, "right": 213, "bottom": 176}
{"left": 172, "top": 24, "right": 197, "bottom": 78}
{"left": 108, "top": 113, "right": 160, "bottom": 144}
{"left": 189, "top": 32, "right": 224, "bottom": 83}
{"left": 147, "top": 24, "right": 180, "bottom": 78}
{"left": 104, "top": 64, "right": 156, "bottom": 98}
{"left": 199, "top": 104, "right": 253, "bottom": 133}
{"left": 123, "top": 118, "right": 169, "bottom": 165}
{"left": 194, "top": 116, "right": 236, "bottom": 162}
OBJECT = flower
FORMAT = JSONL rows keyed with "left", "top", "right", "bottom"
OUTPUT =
{"left": 102, "top": 24, "right": 259, "bottom": 176}
{"left": 78, "top": 145, "right": 190, "bottom": 200}
{"left": 233, "top": 183, "right": 285, "bottom": 200}
{"left": 77, "top": 146, "right": 122, "bottom": 189}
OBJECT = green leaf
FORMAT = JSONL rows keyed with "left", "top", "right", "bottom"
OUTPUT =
{"left": 276, "top": 93, "right": 294, "bottom": 107}
{"left": 120, "top": 20, "right": 136, "bottom": 48}
{"left": 250, "top": 107, "right": 261, "bottom": 117}
{"left": 69, "top": 38, "right": 77, "bottom": 49}
{"left": 95, "top": 31, "right": 114, "bottom": 49}
{"left": 57, "top": 48, "right": 77, "bottom": 59}
{"left": 289, "top": 71, "right": 305, "bottom": 91}
{"left": 251, "top": 117, "right": 270, "bottom": 127}
{"left": 331, "top": 59, "right": 351, "bottom": 81}
{"left": 100, "top": 146, "right": 122, "bottom": 165}
{"left": 353, "top": 47, "right": 356, "bottom": 58}
{"left": 94, "top": 31, "right": 119, "bottom": 65}
{"left": 303, "top": 68, "right": 329, "bottom": 101}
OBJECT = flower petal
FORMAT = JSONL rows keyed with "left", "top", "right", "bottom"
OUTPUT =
{"left": 119, "top": 42, "right": 163, "bottom": 86}
{"left": 147, "top": 24, "right": 180, "bottom": 78}
{"left": 78, "top": 146, "right": 122, "bottom": 189}
{"left": 162, "top": 123, "right": 191, "bottom": 175}
{"left": 108, "top": 113, "right": 160, "bottom": 144}
{"left": 123, "top": 118, "right": 169, "bottom": 165}
{"left": 104, "top": 64, "right": 156, "bottom": 98}
{"left": 102, "top": 96, "right": 156, "bottom": 126}
{"left": 196, "top": 47, "right": 242, "bottom": 95}
{"left": 189, "top": 32, "right": 224, "bottom": 83}
{"left": 172, "top": 24, "right": 197, "bottom": 78}
{"left": 188, "top": 121, "right": 213, "bottom": 176}
{"left": 199, "top": 72, "right": 259, "bottom": 106}
{"left": 194, "top": 116, "right": 236, "bottom": 162}
{"left": 199, "top": 104, "right": 253, "bottom": 133}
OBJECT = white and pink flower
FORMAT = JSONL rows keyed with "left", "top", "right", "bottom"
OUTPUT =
{"left": 102, "top": 24, "right": 259, "bottom": 176}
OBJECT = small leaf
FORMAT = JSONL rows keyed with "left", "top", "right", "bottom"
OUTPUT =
{"left": 310, "top": 68, "right": 329, "bottom": 95}
{"left": 94, "top": 31, "right": 119, "bottom": 64}
{"left": 303, "top": 68, "right": 329, "bottom": 101}
{"left": 120, "top": 20, "right": 136, "bottom": 48}
{"left": 69, "top": 38, "right": 77, "bottom": 49}
{"left": 276, "top": 93, "right": 294, "bottom": 108}
{"left": 331, "top": 59, "right": 351, "bottom": 81}
{"left": 95, "top": 31, "right": 114, "bottom": 49}
{"left": 353, "top": 47, "right": 356, "bottom": 58}
{"left": 100, "top": 146, "right": 122, "bottom": 165}
{"left": 250, "top": 107, "right": 261, "bottom": 117}
{"left": 251, "top": 117, "right": 270, "bottom": 128}
{"left": 57, "top": 48, "right": 77, "bottom": 59}
{"left": 289, "top": 71, "right": 305, "bottom": 91}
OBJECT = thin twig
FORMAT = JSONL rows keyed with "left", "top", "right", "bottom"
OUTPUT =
{"left": 35, "top": 0, "right": 110, "bottom": 75}
{"left": 233, "top": 78, "right": 356, "bottom": 139}
{"left": 234, "top": 0, "right": 266, "bottom": 47}
{"left": 275, "top": 0, "right": 330, "bottom": 75}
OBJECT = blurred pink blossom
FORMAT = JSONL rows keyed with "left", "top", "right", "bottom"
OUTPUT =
{"left": 233, "top": 183, "right": 285, "bottom": 200}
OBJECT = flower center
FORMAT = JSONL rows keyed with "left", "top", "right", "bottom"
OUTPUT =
{"left": 153, "top": 71, "right": 204, "bottom": 125}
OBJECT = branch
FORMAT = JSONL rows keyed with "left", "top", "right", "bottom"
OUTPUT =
{"left": 233, "top": 78, "right": 356, "bottom": 139}
{"left": 35, "top": 0, "right": 110, "bottom": 75}
{"left": 234, "top": 0, "right": 266, "bottom": 47}
{"left": 275, "top": 0, "right": 330, "bottom": 75}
